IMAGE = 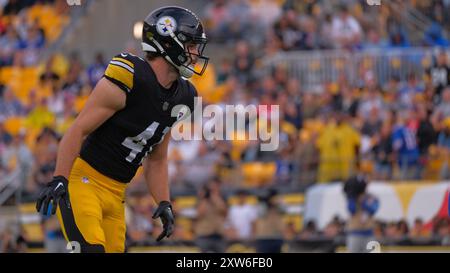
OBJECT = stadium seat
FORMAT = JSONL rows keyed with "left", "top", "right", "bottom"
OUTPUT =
{"left": 19, "top": 203, "right": 44, "bottom": 243}
{"left": 3, "top": 116, "right": 25, "bottom": 136}
{"left": 241, "top": 162, "right": 276, "bottom": 187}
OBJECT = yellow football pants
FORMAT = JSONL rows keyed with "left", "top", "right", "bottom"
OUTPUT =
{"left": 56, "top": 157, "right": 127, "bottom": 253}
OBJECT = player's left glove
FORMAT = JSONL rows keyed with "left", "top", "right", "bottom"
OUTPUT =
{"left": 152, "top": 201, "right": 175, "bottom": 242}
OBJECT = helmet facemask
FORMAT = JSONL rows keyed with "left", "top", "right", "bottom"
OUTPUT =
{"left": 180, "top": 37, "right": 209, "bottom": 77}
{"left": 142, "top": 22, "right": 209, "bottom": 78}
{"left": 160, "top": 28, "right": 209, "bottom": 78}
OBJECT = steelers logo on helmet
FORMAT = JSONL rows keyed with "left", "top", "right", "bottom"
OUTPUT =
{"left": 156, "top": 16, "right": 177, "bottom": 36}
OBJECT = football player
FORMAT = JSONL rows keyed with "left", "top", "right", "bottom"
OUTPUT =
{"left": 36, "top": 6, "right": 208, "bottom": 253}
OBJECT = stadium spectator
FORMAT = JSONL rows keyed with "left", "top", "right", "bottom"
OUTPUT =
{"left": 431, "top": 87, "right": 450, "bottom": 128}
{"left": 388, "top": 24, "right": 410, "bottom": 48}
{"left": 19, "top": 23, "right": 45, "bottom": 66}
{"left": 223, "top": 0, "right": 253, "bottom": 42}
{"left": 275, "top": 147, "right": 295, "bottom": 185}
{"left": 61, "top": 52, "right": 85, "bottom": 96}
{"left": 3, "top": 131, "right": 33, "bottom": 189}
{"left": 0, "top": 118, "right": 11, "bottom": 143}
{"left": 180, "top": 142, "right": 222, "bottom": 189}
{"left": 298, "top": 220, "right": 318, "bottom": 240}
{"left": 232, "top": 40, "right": 255, "bottom": 85}
{"left": 416, "top": 104, "right": 436, "bottom": 175}
{"left": 409, "top": 218, "right": 431, "bottom": 239}
{"left": 25, "top": 98, "right": 55, "bottom": 130}
{"left": 433, "top": 217, "right": 450, "bottom": 245}
{"left": 316, "top": 113, "right": 360, "bottom": 182}
{"left": 194, "top": 180, "right": 228, "bottom": 253}
{"left": 423, "top": 22, "right": 449, "bottom": 47}
{"left": 398, "top": 73, "right": 425, "bottom": 110}
{"left": 273, "top": 9, "right": 303, "bottom": 51}
{"left": 126, "top": 195, "right": 154, "bottom": 244}
{"left": 203, "top": 0, "right": 231, "bottom": 42}
{"left": 323, "top": 216, "right": 344, "bottom": 238}
{"left": 46, "top": 85, "right": 66, "bottom": 118}
{"left": 0, "top": 225, "right": 27, "bottom": 253}
{"left": 0, "top": 87, "right": 25, "bottom": 120}
{"left": 392, "top": 112, "right": 420, "bottom": 180}
{"left": 385, "top": 221, "right": 401, "bottom": 240}
{"left": 87, "top": 52, "right": 107, "bottom": 88}
{"left": 363, "top": 27, "right": 389, "bottom": 49}
{"left": 42, "top": 214, "right": 66, "bottom": 253}
{"left": 372, "top": 123, "right": 394, "bottom": 180}
{"left": 2, "top": 0, "right": 28, "bottom": 15}
{"left": 225, "top": 189, "right": 258, "bottom": 241}
{"left": 330, "top": 5, "right": 362, "bottom": 50}
{"left": 29, "top": 128, "right": 58, "bottom": 193}
{"left": 319, "top": 13, "right": 334, "bottom": 50}
{"left": 373, "top": 221, "right": 385, "bottom": 240}
{"left": 249, "top": 0, "right": 281, "bottom": 30}
{"left": 252, "top": 190, "right": 285, "bottom": 253}
{"left": 437, "top": 118, "right": 450, "bottom": 179}
{"left": 295, "top": 129, "right": 319, "bottom": 184}
{"left": 344, "top": 175, "right": 379, "bottom": 253}
{"left": 397, "top": 220, "right": 409, "bottom": 239}
{"left": 361, "top": 108, "right": 382, "bottom": 138}
{"left": 0, "top": 25, "right": 20, "bottom": 67}
{"left": 427, "top": 50, "right": 450, "bottom": 101}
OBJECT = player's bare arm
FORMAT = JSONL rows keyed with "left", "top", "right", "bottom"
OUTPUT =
{"left": 36, "top": 78, "right": 126, "bottom": 214}
{"left": 143, "top": 132, "right": 175, "bottom": 241}
{"left": 143, "top": 129, "right": 171, "bottom": 204}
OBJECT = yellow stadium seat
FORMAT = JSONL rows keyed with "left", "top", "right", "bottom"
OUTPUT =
{"left": 3, "top": 117, "right": 25, "bottom": 136}
{"left": 360, "top": 159, "right": 375, "bottom": 174}
{"left": 2, "top": 67, "right": 40, "bottom": 104}
{"left": 281, "top": 121, "right": 298, "bottom": 136}
{"left": 261, "top": 162, "right": 276, "bottom": 181}
{"left": 422, "top": 145, "right": 445, "bottom": 181}
{"left": 241, "top": 162, "right": 276, "bottom": 187}
{"left": 227, "top": 195, "right": 258, "bottom": 206}
{"left": 22, "top": 223, "right": 44, "bottom": 242}
{"left": 19, "top": 203, "right": 44, "bottom": 242}
{"left": 174, "top": 196, "right": 197, "bottom": 209}
{"left": 283, "top": 215, "right": 303, "bottom": 232}
{"left": 25, "top": 128, "right": 40, "bottom": 150}
{"left": 189, "top": 63, "right": 218, "bottom": 103}
{"left": 0, "top": 66, "right": 14, "bottom": 84}
{"left": 28, "top": 5, "right": 44, "bottom": 22}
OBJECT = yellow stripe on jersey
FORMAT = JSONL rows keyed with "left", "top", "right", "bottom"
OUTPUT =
{"left": 112, "top": 57, "right": 134, "bottom": 69}
{"left": 104, "top": 63, "right": 134, "bottom": 91}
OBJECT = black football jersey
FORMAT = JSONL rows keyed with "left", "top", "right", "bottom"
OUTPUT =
{"left": 80, "top": 53, "right": 197, "bottom": 183}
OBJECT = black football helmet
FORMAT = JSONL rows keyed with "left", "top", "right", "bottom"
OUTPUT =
{"left": 142, "top": 6, "right": 209, "bottom": 78}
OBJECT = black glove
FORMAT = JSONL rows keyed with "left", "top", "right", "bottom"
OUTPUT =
{"left": 36, "top": 176, "right": 70, "bottom": 215}
{"left": 152, "top": 201, "right": 174, "bottom": 242}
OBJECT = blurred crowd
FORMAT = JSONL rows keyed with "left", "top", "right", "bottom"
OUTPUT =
{"left": 203, "top": 0, "right": 450, "bottom": 49}
{"left": 0, "top": 0, "right": 450, "bottom": 252}
{"left": 0, "top": 0, "right": 70, "bottom": 67}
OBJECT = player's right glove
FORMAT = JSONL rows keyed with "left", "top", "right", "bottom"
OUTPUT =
{"left": 152, "top": 201, "right": 175, "bottom": 241}
{"left": 36, "top": 176, "right": 70, "bottom": 215}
